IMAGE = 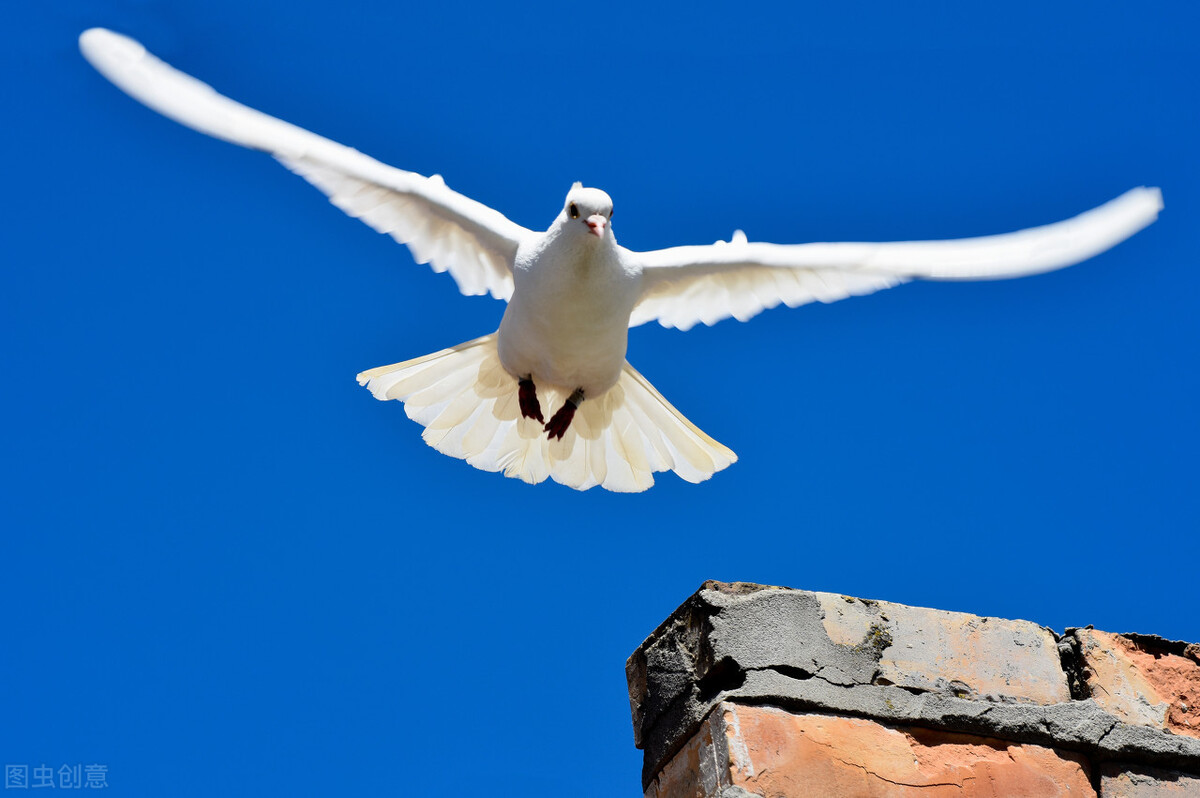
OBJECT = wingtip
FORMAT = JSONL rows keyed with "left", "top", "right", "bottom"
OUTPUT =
{"left": 1145, "top": 185, "right": 1165, "bottom": 213}
{"left": 1121, "top": 186, "right": 1165, "bottom": 229}
{"left": 79, "top": 27, "right": 145, "bottom": 69}
{"left": 1123, "top": 185, "right": 1164, "bottom": 216}
{"left": 79, "top": 27, "right": 109, "bottom": 49}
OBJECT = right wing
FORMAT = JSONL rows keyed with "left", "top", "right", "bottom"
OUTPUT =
{"left": 79, "top": 28, "right": 528, "bottom": 300}
{"left": 630, "top": 188, "right": 1163, "bottom": 330}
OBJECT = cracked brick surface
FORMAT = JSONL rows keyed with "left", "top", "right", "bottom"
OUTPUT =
{"left": 628, "top": 582, "right": 1200, "bottom": 795}
{"left": 647, "top": 703, "right": 1096, "bottom": 798}
{"left": 1075, "top": 629, "right": 1200, "bottom": 740}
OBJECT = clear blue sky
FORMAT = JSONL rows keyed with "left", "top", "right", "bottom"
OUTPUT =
{"left": 3, "top": 2, "right": 1197, "bottom": 795}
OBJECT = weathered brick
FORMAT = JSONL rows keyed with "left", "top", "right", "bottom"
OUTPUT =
{"left": 647, "top": 702, "right": 1096, "bottom": 798}
{"left": 646, "top": 712, "right": 719, "bottom": 798}
{"left": 630, "top": 584, "right": 1200, "bottom": 794}
{"left": 1076, "top": 630, "right": 1200, "bottom": 739}
{"left": 817, "top": 593, "right": 1069, "bottom": 704}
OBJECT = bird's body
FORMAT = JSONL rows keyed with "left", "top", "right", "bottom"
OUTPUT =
{"left": 500, "top": 189, "right": 636, "bottom": 398}
{"left": 79, "top": 28, "right": 1164, "bottom": 492}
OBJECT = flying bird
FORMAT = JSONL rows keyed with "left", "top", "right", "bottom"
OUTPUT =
{"left": 79, "top": 28, "right": 1163, "bottom": 492}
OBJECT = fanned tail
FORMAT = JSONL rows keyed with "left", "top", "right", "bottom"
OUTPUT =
{"left": 356, "top": 334, "right": 736, "bottom": 492}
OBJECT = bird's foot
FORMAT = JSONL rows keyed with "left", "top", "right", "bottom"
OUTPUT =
{"left": 544, "top": 389, "right": 584, "bottom": 440}
{"left": 518, "top": 378, "right": 544, "bottom": 423}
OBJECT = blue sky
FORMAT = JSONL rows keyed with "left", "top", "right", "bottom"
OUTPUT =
{"left": 3, "top": 2, "right": 1197, "bottom": 795}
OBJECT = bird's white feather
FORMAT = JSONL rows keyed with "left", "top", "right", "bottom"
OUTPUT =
{"left": 631, "top": 188, "right": 1163, "bottom": 330}
{"left": 79, "top": 27, "right": 526, "bottom": 300}
{"left": 357, "top": 335, "right": 736, "bottom": 492}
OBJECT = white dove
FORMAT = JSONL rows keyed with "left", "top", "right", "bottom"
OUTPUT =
{"left": 80, "top": 28, "right": 1163, "bottom": 493}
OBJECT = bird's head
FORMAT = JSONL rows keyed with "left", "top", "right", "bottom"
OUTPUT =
{"left": 561, "top": 183, "right": 614, "bottom": 239}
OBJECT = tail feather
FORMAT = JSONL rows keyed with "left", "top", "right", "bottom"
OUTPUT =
{"left": 357, "top": 333, "right": 737, "bottom": 492}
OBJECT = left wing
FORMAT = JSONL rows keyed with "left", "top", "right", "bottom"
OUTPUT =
{"left": 630, "top": 187, "right": 1163, "bottom": 330}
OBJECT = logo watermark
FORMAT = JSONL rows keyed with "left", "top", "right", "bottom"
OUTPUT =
{"left": 4, "top": 764, "right": 108, "bottom": 789}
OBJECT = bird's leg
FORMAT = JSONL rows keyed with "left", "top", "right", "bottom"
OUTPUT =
{"left": 545, "top": 388, "right": 585, "bottom": 440}
{"left": 518, "top": 377, "right": 544, "bottom": 423}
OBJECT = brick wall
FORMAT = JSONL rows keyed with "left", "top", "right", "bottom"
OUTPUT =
{"left": 626, "top": 582, "right": 1200, "bottom": 797}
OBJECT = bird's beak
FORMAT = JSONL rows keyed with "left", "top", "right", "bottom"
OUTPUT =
{"left": 585, "top": 214, "right": 607, "bottom": 237}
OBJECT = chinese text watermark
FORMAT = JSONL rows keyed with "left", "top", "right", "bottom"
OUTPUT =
{"left": 5, "top": 764, "right": 108, "bottom": 789}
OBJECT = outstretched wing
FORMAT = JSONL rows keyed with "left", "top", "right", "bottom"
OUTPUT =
{"left": 80, "top": 28, "right": 528, "bottom": 300}
{"left": 630, "top": 187, "right": 1163, "bottom": 330}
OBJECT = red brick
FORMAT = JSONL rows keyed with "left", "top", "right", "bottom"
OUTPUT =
{"left": 647, "top": 703, "right": 1096, "bottom": 797}
{"left": 1077, "top": 630, "right": 1200, "bottom": 739}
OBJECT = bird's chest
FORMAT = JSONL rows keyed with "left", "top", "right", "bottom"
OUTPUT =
{"left": 498, "top": 242, "right": 638, "bottom": 393}
{"left": 531, "top": 253, "right": 630, "bottom": 323}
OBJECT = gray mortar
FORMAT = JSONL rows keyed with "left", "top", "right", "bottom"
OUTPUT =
{"left": 628, "top": 581, "right": 1200, "bottom": 791}
{"left": 1101, "top": 762, "right": 1200, "bottom": 794}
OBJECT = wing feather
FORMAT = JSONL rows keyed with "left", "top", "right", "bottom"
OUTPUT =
{"left": 80, "top": 28, "right": 527, "bottom": 300}
{"left": 630, "top": 188, "right": 1162, "bottom": 331}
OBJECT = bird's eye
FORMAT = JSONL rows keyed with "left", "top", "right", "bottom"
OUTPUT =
{"left": 609, "top": 207, "right": 614, "bottom": 219}
{"left": 569, "top": 203, "right": 579, "bottom": 219}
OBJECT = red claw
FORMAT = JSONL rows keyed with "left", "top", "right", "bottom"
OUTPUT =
{"left": 518, "top": 379, "right": 543, "bottom": 423}
{"left": 544, "top": 402, "right": 577, "bottom": 440}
